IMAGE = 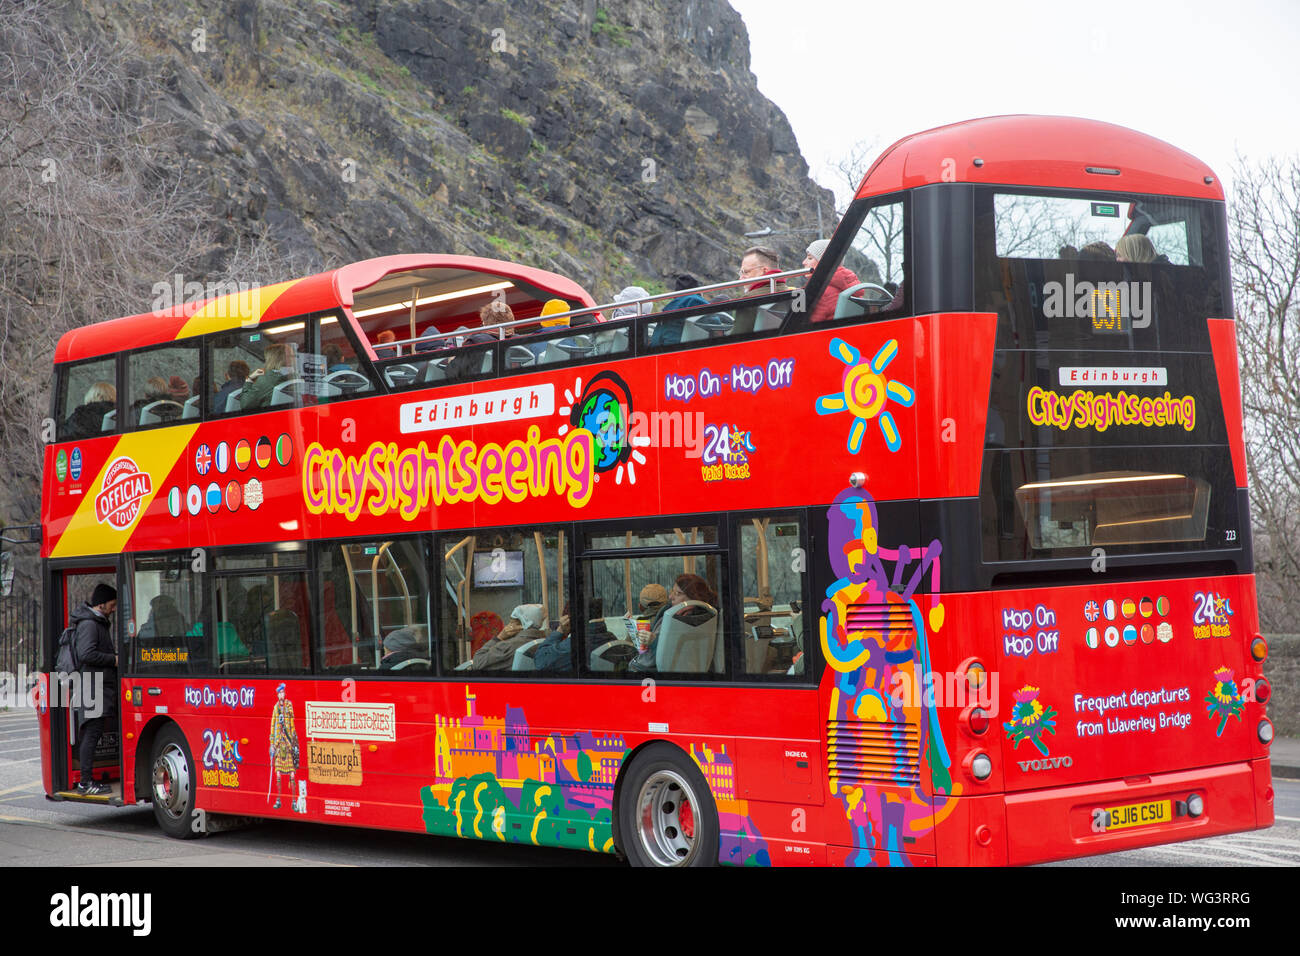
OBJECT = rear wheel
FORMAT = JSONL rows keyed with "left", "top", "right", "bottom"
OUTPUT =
{"left": 150, "top": 725, "right": 199, "bottom": 839}
{"left": 618, "top": 744, "right": 718, "bottom": 867}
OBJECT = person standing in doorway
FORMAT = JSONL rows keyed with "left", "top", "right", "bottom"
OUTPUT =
{"left": 71, "top": 583, "right": 117, "bottom": 796}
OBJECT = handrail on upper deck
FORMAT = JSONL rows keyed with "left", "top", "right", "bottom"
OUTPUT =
{"left": 370, "top": 267, "right": 812, "bottom": 354}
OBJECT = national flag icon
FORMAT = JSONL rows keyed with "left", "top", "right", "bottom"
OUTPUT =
{"left": 1156, "top": 596, "right": 1170, "bottom": 616}
{"left": 235, "top": 439, "right": 252, "bottom": 470}
{"left": 1083, "top": 600, "right": 1100, "bottom": 622}
{"left": 276, "top": 433, "right": 293, "bottom": 466}
{"left": 255, "top": 436, "right": 273, "bottom": 469}
{"left": 186, "top": 484, "right": 202, "bottom": 515}
{"left": 1104, "top": 626, "right": 1120, "bottom": 647}
{"left": 1139, "top": 597, "right": 1153, "bottom": 618}
{"left": 167, "top": 487, "right": 181, "bottom": 517}
{"left": 1121, "top": 598, "right": 1136, "bottom": 619}
{"left": 225, "top": 480, "right": 242, "bottom": 512}
{"left": 1140, "top": 624, "right": 1155, "bottom": 644}
{"left": 215, "top": 441, "right": 230, "bottom": 473}
{"left": 195, "top": 443, "right": 213, "bottom": 476}
{"left": 205, "top": 482, "right": 221, "bottom": 513}
{"left": 1085, "top": 627, "right": 1099, "bottom": 649}
{"left": 1103, "top": 599, "right": 1117, "bottom": 620}
{"left": 1122, "top": 624, "right": 1137, "bottom": 645}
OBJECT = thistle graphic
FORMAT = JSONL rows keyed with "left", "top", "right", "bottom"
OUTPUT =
{"left": 1003, "top": 685, "right": 1057, "bottom": 756}
{"left": 1204, "top": 666, "right": 1244, "bottom": 737}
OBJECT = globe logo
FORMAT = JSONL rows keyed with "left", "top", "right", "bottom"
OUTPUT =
{"left": 578, "top": 389, "right": 625, "bottom": 471}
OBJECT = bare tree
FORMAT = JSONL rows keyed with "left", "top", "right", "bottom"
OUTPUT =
{"left": 1230, "top": 154, "right": 1300, "bottom": 630}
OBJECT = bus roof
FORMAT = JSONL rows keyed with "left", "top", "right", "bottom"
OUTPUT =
{"left": 855, "top": 115, "right": 1224, "bottom": 202}
{"left": 52, "top": 254, "right": 598, "bottom": 365}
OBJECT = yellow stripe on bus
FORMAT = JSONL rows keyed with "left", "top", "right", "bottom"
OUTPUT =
{"left": 174, "top": 279, "right": 299, "bottom": 339}
{"left": 51, "top": 426, "right": 199, "bottom": 559}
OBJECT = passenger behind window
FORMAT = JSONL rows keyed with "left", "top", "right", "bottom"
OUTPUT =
{"left": 629, "top": 574, "right": 718, "bottom": 673}
{"left": 131, "top": 376, "right": 183, "bottom": 424}
{"left": 804, "top": 238, "right": 860, "bottom": 323}
{"left": 1078, "top": 241, "right": 1116, "bottom": 261}
{"left": 213, "top": 360, "right": 249, "bottom": 413}
{"left": 241, "top": 342, "right": 297, "bottom": 410}
{"left": 323, "top": 343, "right": 351, "bottom": 372}
{"left": 136, "top": 594, "right": 187, "bottom": 641}
{"left": 1115, "top": 234, "right": 1159, "bottom": 263}
{"left": 379, "top": 625, "right": 429, "bottom": 670}
{"left": 65, "top": 381, "right": 116, "bottom": 438}
{"left": 468, "top": 603, "right": 546, "bottom": 671}
{"left": 650, "top": 275, "right": 710, "bottom": 346}
{"left": 375, "top": 329, "right": 400, "bottom": 356}
{"left": 534, "top": 599, "right": 614, "bottom": 673}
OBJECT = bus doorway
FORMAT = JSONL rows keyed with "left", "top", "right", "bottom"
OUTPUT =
{"left": 48, "top": 565, "right": 121, "bottom": 802}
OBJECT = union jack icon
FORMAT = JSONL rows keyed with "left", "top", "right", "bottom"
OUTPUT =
{"left": 1084, "top": 600, "right": 1100, "bottom": 622}
{"left": 195, "top": 443, "right": 212, "bottom": 476}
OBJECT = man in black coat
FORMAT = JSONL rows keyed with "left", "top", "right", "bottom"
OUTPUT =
{"left": 70, "top": 583, "right": 117, "bottom": 796}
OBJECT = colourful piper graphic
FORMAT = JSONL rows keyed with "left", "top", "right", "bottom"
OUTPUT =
{"left": 1003, "top": 685, "right": 1057, "bottom": 756}
{"left": 1205, "top": 667, "right": 1245, "bottom": 737}
{"left": 820, "top": 486, "right": 956, "bottom": 866}
{"left": 816, "top": 338, "right": 914, "bottom": 453}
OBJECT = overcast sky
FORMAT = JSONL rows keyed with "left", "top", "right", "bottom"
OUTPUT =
{"left": 730, "top": 0, "right": 1300, "bottom": 208}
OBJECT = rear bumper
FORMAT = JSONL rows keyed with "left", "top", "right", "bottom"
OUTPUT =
{"left": 1004, "top": 757, "right": 1272, "bottom": 865}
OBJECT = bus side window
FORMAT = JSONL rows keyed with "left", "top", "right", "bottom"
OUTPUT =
{"left": 316, "top": 538, "right": 431, "bottom": 674}
{"left": 56, "top": 356, "right": 118, "bottom": 442}
{"left": 437, "top": 529, "right": 566, "bottom": 675}
{"left": 128, "top": 554, "right": 207, "bottom": 675}
{"left": 738, "top": 515, "right": 806, "bottom": 678}
{"left": 127, "top": 345, "right": 199, "bottom": 430}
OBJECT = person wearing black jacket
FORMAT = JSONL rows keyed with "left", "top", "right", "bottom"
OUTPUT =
{"left": 70, "top": 583, "right": 117, "bottom": 796}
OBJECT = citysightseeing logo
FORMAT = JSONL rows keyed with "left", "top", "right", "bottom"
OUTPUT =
{"left": 94, "top": 456, "right": 153, "bottom": 530}
{"left": 302, "top": 426, "right": 595, "bottom": 521}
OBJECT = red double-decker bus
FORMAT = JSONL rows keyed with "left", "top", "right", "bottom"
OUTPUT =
{"left": 36, "top": 115, "right": 1273, "bottom": 865}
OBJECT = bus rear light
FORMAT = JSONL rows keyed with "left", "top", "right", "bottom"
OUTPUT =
{"left": 1251, "top": 637, "right": 1268, "bottom": 661}
{"left": 1258, "top": 720, "right": 1274, "bottom": 744}
{"left": 971, "top": 752, "right": 992, "bottom": 781}
{"left": 1186, "top": 794, "right": 1204, "bottom": 818}
{"left": 968, "top": 707, "right": 990, "bottom": 735}
{"left": 966, "top": 662, "right": 987, "bottom": 690}
{"left": 1254, "top": 679, "right": 1271, "bottom": 704}
{"left": 1085, "top": 166, "right": 1122, "bottom": 176}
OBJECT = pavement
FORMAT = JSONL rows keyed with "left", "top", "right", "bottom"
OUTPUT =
{"left": 1271, "top": 734, "right": 1300, "bottom": 780}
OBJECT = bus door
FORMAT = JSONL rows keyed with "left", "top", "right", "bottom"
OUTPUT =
{"left": 49, "top": 565, "right": 122, "bottom": 800}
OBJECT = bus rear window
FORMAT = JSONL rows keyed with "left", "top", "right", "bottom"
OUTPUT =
{"left": 992, "top": 193, "right": 1206, "bottom": 266}
{"left": 1014, "top": 471, "right": 1210, "bottom": 550}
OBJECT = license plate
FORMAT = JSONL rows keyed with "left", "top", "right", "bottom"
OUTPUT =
{"left": 1103, "top": 799, "right": 1172, "bottom": 831}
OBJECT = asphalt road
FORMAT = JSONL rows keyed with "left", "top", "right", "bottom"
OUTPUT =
{"left": 2, "top": 708, "right": 1296, "bottom": 867}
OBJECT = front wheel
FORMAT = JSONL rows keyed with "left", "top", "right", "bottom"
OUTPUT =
{"left": 617, "top": 744, "right": 718, "bottom": 867}
{"left": 150, "top": 725, "right": 200, "bottom": 839}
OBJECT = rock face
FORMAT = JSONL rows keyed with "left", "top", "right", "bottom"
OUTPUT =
{"left": 71, "top": 0, "right": 836, "bottom": 297}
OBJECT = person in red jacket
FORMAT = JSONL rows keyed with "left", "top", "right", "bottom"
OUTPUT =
{"left": 803, "top": 238, "right": 860, "bottom": 323}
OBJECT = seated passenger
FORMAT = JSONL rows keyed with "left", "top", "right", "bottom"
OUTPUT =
{"left": 1115, "top": 234, "right": 1158, "bottom": 263}
{"left": 240, "top": 343, "right": 297, "bottom": 410}
{"left": 64, "top": 381, "right": 117, "bottom": 438}
{"left": 1078, "top": 241, "right": 1116, "bottom": 261}
{"left": 520, "top": 298, "right": 571, "bottom": 359}
{"left": 650, "top": 275, "right": 710, "bottom": 346}
{"left": 212, "top": 360, "right": 249, "bottom": 413}
{"left": 323, "top": 343, "right": 350, "bottom": 372}
{"left": 137, "top": 594, "right": 187, "bottom": 640}
{"left": 131, "top": 376, "right": 181, "bottom": 424}
{"left": 629, "top": 574, "right": 718, "bottom": 673}
{"left": 534, "top": 600, "right": 614, "bottom": 672}
{"left": 610, "top": 286, "right": 652, "bottom": 320}
{"left": 375, "top": 329, "right": 400, "bottom": 356}
{"left": 468, "top": 604, "right": 546, "bottom": 671}
{"left": 803, "top": 238, "right": 860, "bottom": 323}
{"left": 379, "top": 626, "right": 427, "bottom": 669}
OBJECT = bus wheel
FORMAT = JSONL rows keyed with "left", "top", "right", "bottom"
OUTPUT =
{"left": 618, "top": 744, "right": 718, "bottom": 867}
{"left": 150, "top": 725, "right": 199, "bottom": 840}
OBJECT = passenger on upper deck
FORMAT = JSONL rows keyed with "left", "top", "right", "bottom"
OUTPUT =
{"left": 650, "top": 275, "right": 710, "bottom": 346}
{"left": 1115, "top": 234, "right": 1159, "bottom": 263}
{"left": 610, "top": 286, "right": 652, "bottom": 321}
{"left": 240, "top": 343, "right": 297, "bottom": 410}
{"left": 213, "top": 360, "right": 249, "bottom": 414}
{"left": 738, "top": 245, "right": 785, "bottom": 293}
{"left": 130, "top": 376, "right": 181, "bottom": 424}
{"left": 323, "top": 343, "right": 350, "bottom": 372}
{"left": 64, "top": 381, "right": 116, "bottom": 438}
{"left": 374, "top": 329, "right": 400, "bottom": 356}
{"left": 804, "top": 238, "right": 860, "bottom": 323}
{"left": 1079, "top": 241, "right": 1116, "bottom": 261}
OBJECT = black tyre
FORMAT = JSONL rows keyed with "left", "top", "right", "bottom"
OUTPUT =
{"left": 150, "top": 724, "right": 200, "bottom": 839}
{"left": 617, "top": 744, "right": 718, "bottom": 867}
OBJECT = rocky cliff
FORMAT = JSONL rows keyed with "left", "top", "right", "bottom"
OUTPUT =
{"left": 75, "top": 0, "right": 835, "bottom": 295}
